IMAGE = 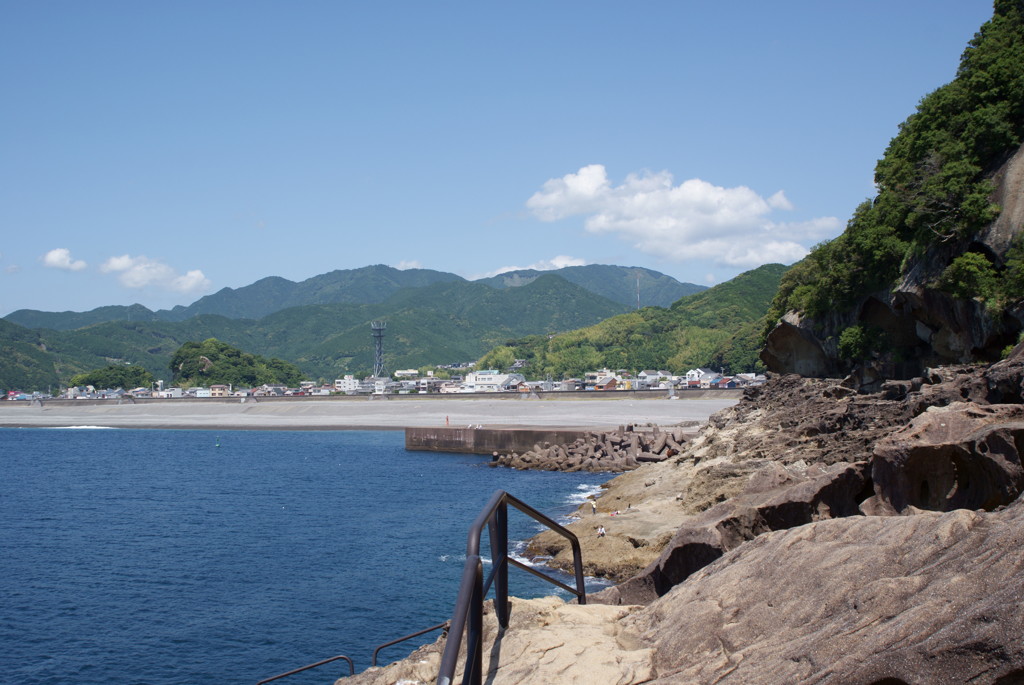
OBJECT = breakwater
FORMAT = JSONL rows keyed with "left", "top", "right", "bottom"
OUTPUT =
{"left": 406, "top": 426, "right": 595, "bottom": 455}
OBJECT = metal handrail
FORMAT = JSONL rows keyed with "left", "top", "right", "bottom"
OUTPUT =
{"left": 255, "top": 655, "right": 354, "bottom": 685}
{"left": 255, "top": 620, "right": 449, "bottom": 685}
{"left": 372, "top": 621, "right": 450, "bottom": 666}
{"left": 436, "top": 490, "right": 586, "bottom": 685}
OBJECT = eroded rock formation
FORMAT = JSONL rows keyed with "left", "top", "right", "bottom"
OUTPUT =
{"left": 339, "top": 351, "right": 1024, "bottom": 683}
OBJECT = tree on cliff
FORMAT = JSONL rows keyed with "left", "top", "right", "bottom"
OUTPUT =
{"left": 169, "top": 338, "right": 305, "bottom": 388}
{"left": 765, "top": 0, "right": 1024, "bottom": 367}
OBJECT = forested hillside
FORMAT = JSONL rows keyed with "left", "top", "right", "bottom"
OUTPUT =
{"left": 5, "top": 264, "right": 699, "bottom": 331}
{"left": 0, "top": 274, "right": 628, "bottom": 390}
{"left": 477, "top": 264, "right": 786, "bottom": 378}
{"left": 477, "top": 264, "right": 705, "bottom": 308}
{"left": 763, "top": 0, "right": 1024, "bottom": 379}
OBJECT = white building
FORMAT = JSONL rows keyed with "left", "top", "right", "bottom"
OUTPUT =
{"left": 334, "top": 375, "right": 360, "bottom": 393}
{"left": 685, "top": 368, "right": 718, "bottom": 384}
{"left": 461, "top": 370, "right": 526, "bottom": 393}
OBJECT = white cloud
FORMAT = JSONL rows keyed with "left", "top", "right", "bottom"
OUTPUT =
{"left": 42, "top": 248, "right": 87, "bottom": 271}
{"left": 100, "top": 254, "right": 212, "bottom": 294}
{"left": 394, "top": 260, "right": 422, "bottom": 270}
{"left": 526, "top": 165, "right": 841, "bottom": 268}
{"left": 473, "top": 255, "right": 588, "bottom": 279}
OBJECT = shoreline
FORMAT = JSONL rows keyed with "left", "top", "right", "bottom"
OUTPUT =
{"left": 0, "top": 396, "right": 738, "bottom": 432}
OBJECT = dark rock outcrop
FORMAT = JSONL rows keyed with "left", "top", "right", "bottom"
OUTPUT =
{"left": 864, "top": 401, "right": 1024, "bottom": 515}
{"left": 630, "top": 499, "right": 1024, "bottom": 685}
{"left": 763, "top": 143, "right": 1024, "bottom": 381}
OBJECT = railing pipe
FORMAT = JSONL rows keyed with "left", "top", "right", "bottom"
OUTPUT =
{"left": 372, "top": 621, "right": 449, "bottom": 667}
{"left": 487, "top": 499, "right": 509, "bottom": 627}
{"left": 255, "top": 655, "right": 354, "bottom": 685}
{"left": 437, "top": 490, "right": 586, "bottom": 685}
{"left": 437, "top": 554, "right": 483, "bottom": 685}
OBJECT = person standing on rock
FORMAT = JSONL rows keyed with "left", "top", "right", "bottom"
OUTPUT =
{"left": 591, "top": 500, "right": 597, "bottom": 515}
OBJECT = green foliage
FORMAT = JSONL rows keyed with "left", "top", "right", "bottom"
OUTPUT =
{"left": 69, "top": 364, "right": 155, "bottom": 390}
{"left": 169, "top": 338, "right": 305, "bottom": 387}
{"left": 0, "top": 274, "right": 627, "bottom": 390}
{"left": 0, "top": 320, "right": 62, "bottom": 392}
{"left": 477, "top": 264, "right": 785, "bottom": 379}
{"left": 837, "top": 325, "right": 883, "bottom": 362}
{"left": 477, "top": 346, "right": 517, "bottom": 372}
{"left": 768, "top": 3, "right": 1024, "bottom": 325}
{"left": 939, "top": 251, "right": 999, "bottom": 300}
{"left": 1002, "top": 233, "right": 1024, "bottom": 297}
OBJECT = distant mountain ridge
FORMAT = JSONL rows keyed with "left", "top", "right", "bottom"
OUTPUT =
{"left": 0, "top": 273, "right": 632, "bottom": 389}
{"left": 4, "top": 264, "right": 703, "bottom": 331}
{"left": 476, "top": 264, "right": 705, "bottom": 309}
{"left": 476, "top": 263, "right": 787, "bottom": 378}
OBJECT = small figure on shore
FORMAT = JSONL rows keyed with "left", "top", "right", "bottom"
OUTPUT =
{"left": 591, "top": 500, "right": 597, "bottom": 515}
{"left": 597, "top": 526, "right": 606, "bottom": 537}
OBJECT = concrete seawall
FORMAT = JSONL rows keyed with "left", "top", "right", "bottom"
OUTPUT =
{"left": 405, "top": 426, "right": 598, "bottom": 455}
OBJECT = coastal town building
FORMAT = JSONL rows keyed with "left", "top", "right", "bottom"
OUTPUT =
{"left": 334, "top": 375, "right": 360, "bottom": 393}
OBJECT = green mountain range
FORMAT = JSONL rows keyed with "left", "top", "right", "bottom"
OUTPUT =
{"left": 476, "top": 263, "right": 787, "bottom": 379}
{"left": 0, "top": 272, "right": 635, "bottom": 390}
{"left": 476, "top": 264, "right": 705, "bottom": 309}
{"left": 5, "top": 264, "right": 703, "bottom": 331}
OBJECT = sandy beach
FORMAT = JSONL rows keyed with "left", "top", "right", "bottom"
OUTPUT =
{"left": 0, "top": 394, "right": 738, "bottom": 431}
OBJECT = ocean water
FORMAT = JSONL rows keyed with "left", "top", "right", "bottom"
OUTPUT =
{"left": 0, "top": 428, "right": 612, "bottom": 685}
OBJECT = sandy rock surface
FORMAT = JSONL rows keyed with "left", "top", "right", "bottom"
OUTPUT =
{"left": 337, "top": 597, "right": 652, "bottom": 685}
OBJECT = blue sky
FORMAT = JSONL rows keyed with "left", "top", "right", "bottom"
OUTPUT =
{"left": 0, "top": 1, "right": 996, "bottom": 316}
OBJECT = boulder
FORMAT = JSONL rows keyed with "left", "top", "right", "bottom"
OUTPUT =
{"left": 863, "top": 402, "right": 1024, "bottom": 515}
{"left": 594, "top": 461, "right": 870, "bottom": 605}
{"left": 629, "top": 499, "right": 1024, "bottom": 684}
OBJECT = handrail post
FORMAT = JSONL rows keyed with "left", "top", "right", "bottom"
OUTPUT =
{"left": 487, "top": 498, "right": 509, "bottom": 628}
{"left": 466, "top": 558, "right": 484, "bottom": 685}
{"left": 571, "top": 536, "right": 587, "bottom": 606}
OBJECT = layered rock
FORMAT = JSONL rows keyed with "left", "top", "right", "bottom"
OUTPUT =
{"left": 595, "top": 460, "right": 870, "bottom": 605}
{"left": 338, "top": 353, "right": 1024, "bottom": 682}
{"left": 340, "top": 499, "right": 1024, "bottom": 685}
{"left": 864, "top": 401, "right": 1024, "bottom": 515}
{"left": 628, "top": 498, "right": 1024, "bottom": 684}
{"left": 532, "top": 349, "right": 1024, "bottom": 591}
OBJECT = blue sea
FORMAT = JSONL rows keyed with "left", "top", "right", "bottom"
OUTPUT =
{"left": 0, "top": 428, "right": 612, "bottom": 685}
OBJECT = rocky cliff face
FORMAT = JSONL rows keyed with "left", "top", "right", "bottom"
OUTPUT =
{"left": 762, "top": 142, "right": 1024, "bottom": 385}
{"left": 339, "top": 355, "right": 1024, "bottom": 684}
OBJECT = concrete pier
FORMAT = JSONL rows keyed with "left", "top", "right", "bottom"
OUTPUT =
{"left": 405, "top": 426, "right": 596, "bottom": 455}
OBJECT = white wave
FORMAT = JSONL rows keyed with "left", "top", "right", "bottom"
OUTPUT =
{"left": 566, "top": 483, "right": 603, "bottom": 505}
{"left": 438, "top": 553, "right": 493, "bottom": 565}
{"left": 44, "top": 425, "right": 119, "bottom": 430}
